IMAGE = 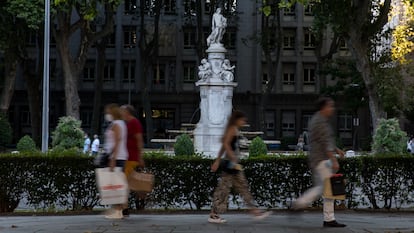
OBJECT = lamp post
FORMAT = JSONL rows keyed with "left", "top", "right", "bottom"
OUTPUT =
{"left": 41, "top": 0, "right": 51, "bottom": 152}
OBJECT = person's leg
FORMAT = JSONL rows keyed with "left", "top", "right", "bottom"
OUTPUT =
{"left": 232, "top": 171, "right": 271, "bottom": 219}
{"left": 211, "top": 173, "right": 233, "bottom": 215}
{"left": 294, "top": 160, "right": 329, "bottom": 209}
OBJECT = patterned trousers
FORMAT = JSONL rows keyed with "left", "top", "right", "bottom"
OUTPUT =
{"left": 212, "top": 171, "right": 256, "bottom": 214}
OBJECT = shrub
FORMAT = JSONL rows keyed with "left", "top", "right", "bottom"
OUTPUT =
{"left": 17, "top": 135, "right": 37, "bottom": 152}
{"left": 249, "top": 136, "right": 268, "bottom": 157}
{"left": 174, "top": 134, "right": 194, "bottom": 156}
{"left": 372, "top": 118, "right": 407, "bottom": 154}
{"left": 0, "top": 113, "right": 12, "bottom": 151}
{"left": 51, "top": 116, "right": 84, "bottom": 150}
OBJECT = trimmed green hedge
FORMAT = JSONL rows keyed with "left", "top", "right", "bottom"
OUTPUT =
{"left": 1, "top": 152, "right": 414, "bottom": 212}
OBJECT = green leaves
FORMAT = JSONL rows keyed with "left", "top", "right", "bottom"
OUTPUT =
{"left": 51, "top": 116, "right": 84, "bottom": 150}
{"left": 372, "top": 118, "right": 407, "bottom": 154}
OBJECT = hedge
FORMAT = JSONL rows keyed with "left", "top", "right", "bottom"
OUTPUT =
{"left": 1, "top": 152, "right": 414, "bottom": 212}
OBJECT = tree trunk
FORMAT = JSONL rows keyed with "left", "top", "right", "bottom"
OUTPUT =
{"left": 259, "top": 7, "right": 282, "bottom": 133}
{"left": 23, "top": 62, "right": 42, "bottom": 145}
{"left": 91, "top": 40, "right": 107, "bottom": 135}
{"left": 347, "top": 36, "right": 385, "bottom": 131}
{"left": 0, "top": 58, "right": 18, "bottom": 114}
{"left": 58, "top": 39, "right": 81, "bottom": 119}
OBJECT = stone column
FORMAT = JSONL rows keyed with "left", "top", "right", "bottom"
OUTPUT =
{"left": 193, "top": 81, "right": 237, "bottom": 157}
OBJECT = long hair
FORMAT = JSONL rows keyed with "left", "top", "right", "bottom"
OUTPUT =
{"left": 222, "top": 110, "right": 246, "bottom": 142}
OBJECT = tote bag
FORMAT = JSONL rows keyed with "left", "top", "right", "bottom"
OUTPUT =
{"left": 95, "top": 168, "right": 128, "bottom": 205}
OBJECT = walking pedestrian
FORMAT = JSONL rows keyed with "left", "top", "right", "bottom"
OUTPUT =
{"left": 83, "top": 133, "right": 91, "bottom": 154}
{"left": 103, "top": 104, "right": 129, "bottom": 219}
{"left": 292, "top": 97, "right": 346, "bottom": 227}
{"left": 209, "top": 110, "right": 271, "bottom": 224}
{"left": 91, "top": 134, "right": 100, "bottom": 156}
{"left": 120, "top": 104, "right": 145, "bottom": 216}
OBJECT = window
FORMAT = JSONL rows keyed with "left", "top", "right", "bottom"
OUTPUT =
{"left": 283, "top": 29, "right": 295, "bottom": 50}
{"left": 302, "top": 113, "right": 312, "bottom": 131}
{"left": 153, "top": 64, "right": 166, "bottom": 84}
{"left": 80, "top": 109, "right": 93, "bottom": 128}
{"left": 151, "top": 109, "right": 175, "bottom": 138}
{"left": 144, "top": 0, "right": 156, "bottom": 16}
{"left": 183, "top": 63, "right": 196, "bottom": 83}
{"left": 339, "top": 38, "right": 348, "bottom": 50}
{"left": 163, "top": 0, "right": 176, "bottom": 14}
{"left": 83, "top": 61, "right": 95, "bottom": 82}
{"left": 223, "top": 0, "right": 237, "bottom": 15}
{"left": 123, "top": 60, "right": 135, "bottom": 83}
{"left": 184, "top": 0, "right": 196, "bottom": 16}
{"left": 205, "top": 0, "right": 212, "bottom": 14}
{"left": 265, "top": 111, "right": 276, "bottom": 137}
{"left": 124, "top": 0, "right": 138, "bottom": 14}
{"left": 283, "top": 73, "right": 295, "bottom": 85}
{"left": 183, "top": 28, "right": 196, "bottom": 49}
{"left": 304, "top": 2, "right": 314, "bottom": 16}
{"left": 282, "top": 63, "right": 295, "bottom": 86}
{"left": 123, "top": 26, "right": 137, "bottom": 48}
{"left": 303, "top": 65, "right": 316, "bottom": 85}
{"left": 104, "top": 61, "right": 115, "bottom": 82}
{"left": 262, "top": 73, "right": 269, "bottom": 85}
{"left": 338, "top": 114, "right": 353, "bottom": 132}
{"left": 283, "top": 4, "right": 296, "bottom": 16}
{"left": 304, "top": 28, "right": 316, "bottom": 49}
{"left": 223, "top": 29, "right": 237, "bottom": 49}
{"left": 282, "top": 111, "right": 296, "bottom": 137}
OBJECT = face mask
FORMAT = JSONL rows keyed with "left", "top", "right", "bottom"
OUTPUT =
{"left": 104, "top": 114, "right": 114, "bottom": 122}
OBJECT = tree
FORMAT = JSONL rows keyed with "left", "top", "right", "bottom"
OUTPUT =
{"left": 136, "top": 0, "right": 163, "bottom": 144}
{"left": 52, "top": 0, "right": 119, "bottom": 119}
{"left": 310, "top": 0, "right": 394, "bottom": 131}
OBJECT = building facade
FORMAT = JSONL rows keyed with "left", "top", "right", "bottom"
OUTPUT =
{"left": 8, "top": 0, "right": 371, "bottom": 149}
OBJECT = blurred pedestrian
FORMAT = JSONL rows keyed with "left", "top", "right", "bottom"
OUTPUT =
{"left": 91, "top": 134, "right": 100, "bottom": 156}
{"left": 209, "top": 110, "right": 271, "bottom": 224}
{"left": 103, "top": 103, "right": 129, "bottom": 219}
{"left": 292, "top": 97, "right": 346, "bottom": 228}
{"left": 120, "top": 104, "right": 145, "bottom": 216}
{"left": 83, "top": 133, "right": 91, "bottom": 154}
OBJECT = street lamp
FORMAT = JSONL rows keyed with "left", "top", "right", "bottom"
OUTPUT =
{"left": 42, "top": 0, "right": 51, "bottom": 152}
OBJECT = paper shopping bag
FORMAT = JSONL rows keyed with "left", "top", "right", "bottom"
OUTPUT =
{"left": 95, "top": 168, "right": 128, "bottom": 205}
{"left": 323, "top": 174, "right": 346, "bottom": 200}
{"left": 128, "top": 171, "right": 154, "bottom": 193}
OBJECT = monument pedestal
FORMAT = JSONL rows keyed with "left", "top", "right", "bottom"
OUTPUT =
{"left": 193, "top": 81, "right": 237, "bottom": 157}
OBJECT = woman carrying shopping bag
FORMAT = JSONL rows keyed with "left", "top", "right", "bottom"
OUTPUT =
{"left": 209, "top": 110, "right": 271, "bottom": 223}
{"left": 101, "top": 103, "right": 129, "bottom": 219}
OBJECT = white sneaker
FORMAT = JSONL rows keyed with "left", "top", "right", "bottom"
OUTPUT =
{"left": 105, "top": 210, "right": 123, "bottom": 219}
{"left": 208, "top": 215, "right": 227, "bottom": 224}
{"left": 253, "top": 211, "right": 272, "bottom": 221}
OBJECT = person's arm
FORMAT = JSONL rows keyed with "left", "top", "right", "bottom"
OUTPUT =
{"left": 109, "top": 123, "right": 121, "bottom": 171}
{"left": 211, "top": 146, "right": 225, "bottom": 172}
{"left": 316, "top": 119, "right": 340, "bottom": 171}
{"left": 135, "top": 132, "right": 145, "bottom": 167}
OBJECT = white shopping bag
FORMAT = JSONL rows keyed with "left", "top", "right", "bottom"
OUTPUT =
{"left": 95, "top": 168, "right": 128, "bottom": 205}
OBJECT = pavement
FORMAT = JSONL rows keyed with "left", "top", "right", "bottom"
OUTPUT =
{"left": 0, "top": 211, "right": 413, "bottom": 233}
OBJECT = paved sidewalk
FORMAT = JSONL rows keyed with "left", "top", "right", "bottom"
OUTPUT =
{"left": 0, "top": 211, "right": 413, "bottom": 233}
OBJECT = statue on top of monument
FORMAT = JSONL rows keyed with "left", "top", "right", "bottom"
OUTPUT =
{"left": 207, "top": 8, "right": 227, "bottom": 47}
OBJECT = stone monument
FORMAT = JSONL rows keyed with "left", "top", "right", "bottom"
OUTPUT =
{"left": 193, "top": 8, "right": 237, "bottom": 157}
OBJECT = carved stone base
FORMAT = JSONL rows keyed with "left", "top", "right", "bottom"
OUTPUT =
{"left": 193, "top": 81, "right": 237, "bottom": 157}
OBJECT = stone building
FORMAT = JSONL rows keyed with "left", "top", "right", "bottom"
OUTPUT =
{"left": 8, "top": 0, "right": 371, "bottom": 149}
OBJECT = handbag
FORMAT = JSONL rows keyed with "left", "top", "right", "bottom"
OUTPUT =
{"left": 323, "top": 173, "right": 346, "bottom": 200}
{"left": 94, "top": 152, "right": 110, "bottom": 168}
{"left": 95, "top": 168, "right": 128, "bottom": 205}
{"left": 128, "top": 171, "right": 154, "bottom": 193}
{"left": 219, "top": 159, "right": 240, "bottom": 174}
